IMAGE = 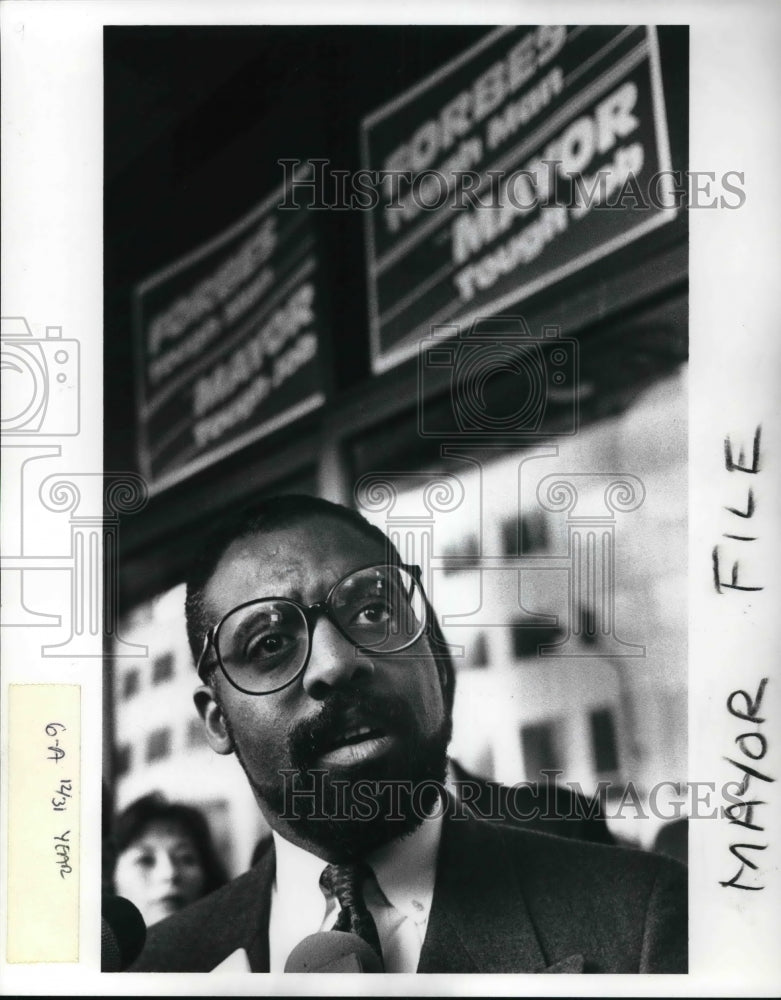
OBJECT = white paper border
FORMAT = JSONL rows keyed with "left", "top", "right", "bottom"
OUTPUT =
{"left": 2, "top": 1, "right": 780, "bottom": 996}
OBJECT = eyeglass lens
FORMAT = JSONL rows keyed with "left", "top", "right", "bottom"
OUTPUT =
{"left": 216, "top": 565, "right": 425, "bottom": 693}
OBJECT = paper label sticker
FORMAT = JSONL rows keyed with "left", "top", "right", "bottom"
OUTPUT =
{"left": 6, "top": 685, "right": 80, "bottom": 963}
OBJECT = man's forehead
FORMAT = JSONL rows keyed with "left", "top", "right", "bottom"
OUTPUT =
{"left": 203, "top": 515, "right": 387, "bottom": 613}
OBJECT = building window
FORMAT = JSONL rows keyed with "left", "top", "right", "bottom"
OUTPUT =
{"left": 521, "top": 511, "right": 548, "bottom": 553}
{"left": 502, "top": 518, "right": 517, "bottom": 555}
{"left": 520, "top": 720, "right": 563, "bottom": 781}
{"left": 589, "top": 707, "right": 620, "bottom": 775}
{"left": 442, "top": 534, "right": 479, "bottom": 574}
{"left": 503, "top": 511, "right": 549, "bottom": 555}
{"left": 114, "top": 744, "right": 132, "bottom": 777}
{"left": 511, "top": 621, "right": 563, "bottom": 658}
{"left": 121, "top": 668, "right": 140, "bottom": 700}
{"left": 146, "top": 727, "right": 172, "bottom": 763}
{"left": 471, "top": 632, "right": 489, "bottom": 668}
{"left": 187, "top": 717, "right": 207, "bottom": 748}
{"left": 577, "top": 602, "right": 600, "bottom": 644}
{"left": 152, "top": 652, "right": 175, "bottom": 685}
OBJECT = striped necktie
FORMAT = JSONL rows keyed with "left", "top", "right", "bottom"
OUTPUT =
{"left": 319, "top": 862, "right": 384, "bottom": 968}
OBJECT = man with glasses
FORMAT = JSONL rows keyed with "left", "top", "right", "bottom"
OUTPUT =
{"left": 130, "top": 494, "right": 687, "bottom": 974}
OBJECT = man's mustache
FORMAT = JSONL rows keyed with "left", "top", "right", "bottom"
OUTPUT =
{"left": 287, "top": 689, "right": 414, "bottom": 770}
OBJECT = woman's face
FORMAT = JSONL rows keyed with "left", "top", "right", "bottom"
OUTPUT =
{"left": 114, "top": 819, "right": 206, "bottom": 926}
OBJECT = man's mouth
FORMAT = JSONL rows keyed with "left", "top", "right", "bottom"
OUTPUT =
{"left": 314, "top": 722, "right": 395, "bottom": 766}
{"left": 289, "top": 693, "right": 413, "bottom": 772}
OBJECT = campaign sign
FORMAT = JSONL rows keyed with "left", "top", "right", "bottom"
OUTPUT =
{"left": 361, "top": 25, "right": 677, "bottom": 373}
{"left": 133, "top": 179, "right": 326, "bottom": 493}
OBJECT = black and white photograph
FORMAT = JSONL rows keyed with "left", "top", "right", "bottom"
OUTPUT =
{"left": 103, "top": 22, "right": 690, "bottom": 976}
{"left": 1, "top": 2, "right": 779, "bottom": 995}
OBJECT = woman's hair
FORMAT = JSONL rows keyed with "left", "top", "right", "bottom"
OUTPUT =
{"left": 112, "top": 792, "right": 228, "bottom": 896}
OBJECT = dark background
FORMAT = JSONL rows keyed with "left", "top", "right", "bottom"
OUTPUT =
{"left": 104, "top": 26, "right": 688, "bottom": 606}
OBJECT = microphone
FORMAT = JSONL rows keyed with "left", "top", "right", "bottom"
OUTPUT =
{"left": 284, "top": 931, "right": 383, "bottom": 973}
{"left": 101, "top": 894, "right": 147, "bottom": 971}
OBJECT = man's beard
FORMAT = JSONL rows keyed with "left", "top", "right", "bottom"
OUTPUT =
{"left": 224, "top": 689, "right": 452, "bottom": 861}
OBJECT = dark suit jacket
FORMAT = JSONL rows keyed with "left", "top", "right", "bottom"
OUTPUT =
{"left": 131, "top": 812, "right": 687, "bottom": 974}
{"left": 448, "top": 759, "right": 616, "bottom": 845}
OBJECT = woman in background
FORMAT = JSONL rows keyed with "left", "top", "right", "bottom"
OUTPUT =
{"left": 112, "top": 793, "right": 228, "bottom": 927}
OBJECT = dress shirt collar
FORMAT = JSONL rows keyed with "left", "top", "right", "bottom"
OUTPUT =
{"left": 272, "top": 830, "right": 333, "bottom": 928}
{"left": 271, "top": 808, "right": 443, "bottom": 928}
{"left": 368, "top": 809, "right": 442, "bottom": 926}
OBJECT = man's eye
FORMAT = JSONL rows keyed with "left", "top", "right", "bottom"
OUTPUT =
{"left": 246, "top": 632, "right": 294, "bottom": 660}
{"left": 134, "top": 854, "right": 155, "bottom": 869}
{"left": 355, "top": 602, "right": 392, "bottom": 625}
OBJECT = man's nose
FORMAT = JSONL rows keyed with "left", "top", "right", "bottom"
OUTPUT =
{"left": 301, "top": 614, "right": 374, "bottom": 699}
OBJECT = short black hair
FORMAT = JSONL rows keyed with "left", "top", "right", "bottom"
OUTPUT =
{"left": 184, "top": 494, "right": 455, "bottom": 711}
{"left": 111, "top": 792, "right": 228, "bottom": 896}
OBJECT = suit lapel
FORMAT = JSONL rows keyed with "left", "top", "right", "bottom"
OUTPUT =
{"left": 418, "top": 812, "right": 549, "bottom": 973}
{"left": 245, "top": 818, "right": 584, "bottom": 974}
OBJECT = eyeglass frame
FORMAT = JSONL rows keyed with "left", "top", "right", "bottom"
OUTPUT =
{"left": 195, "top": 561, "right": 428, "bottom": 696}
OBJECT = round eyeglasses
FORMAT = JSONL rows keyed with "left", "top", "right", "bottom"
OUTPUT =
{"left": 196, "top": 563, "right": 428, "bottom": 695}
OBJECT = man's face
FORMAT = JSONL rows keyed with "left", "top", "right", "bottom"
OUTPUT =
{"left": 194, "top": 515, "right": 451, "bottom": 859}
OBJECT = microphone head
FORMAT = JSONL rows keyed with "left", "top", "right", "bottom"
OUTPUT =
{"left": 284, "top": 931, "right": 383, "bottom": 973}
{"left": 101, "top": 894, "right": 147, "bottom": 971}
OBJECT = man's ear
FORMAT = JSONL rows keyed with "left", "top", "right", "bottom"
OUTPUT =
{"left": 193, "top": 684, "right": 234, "bottom": 755}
